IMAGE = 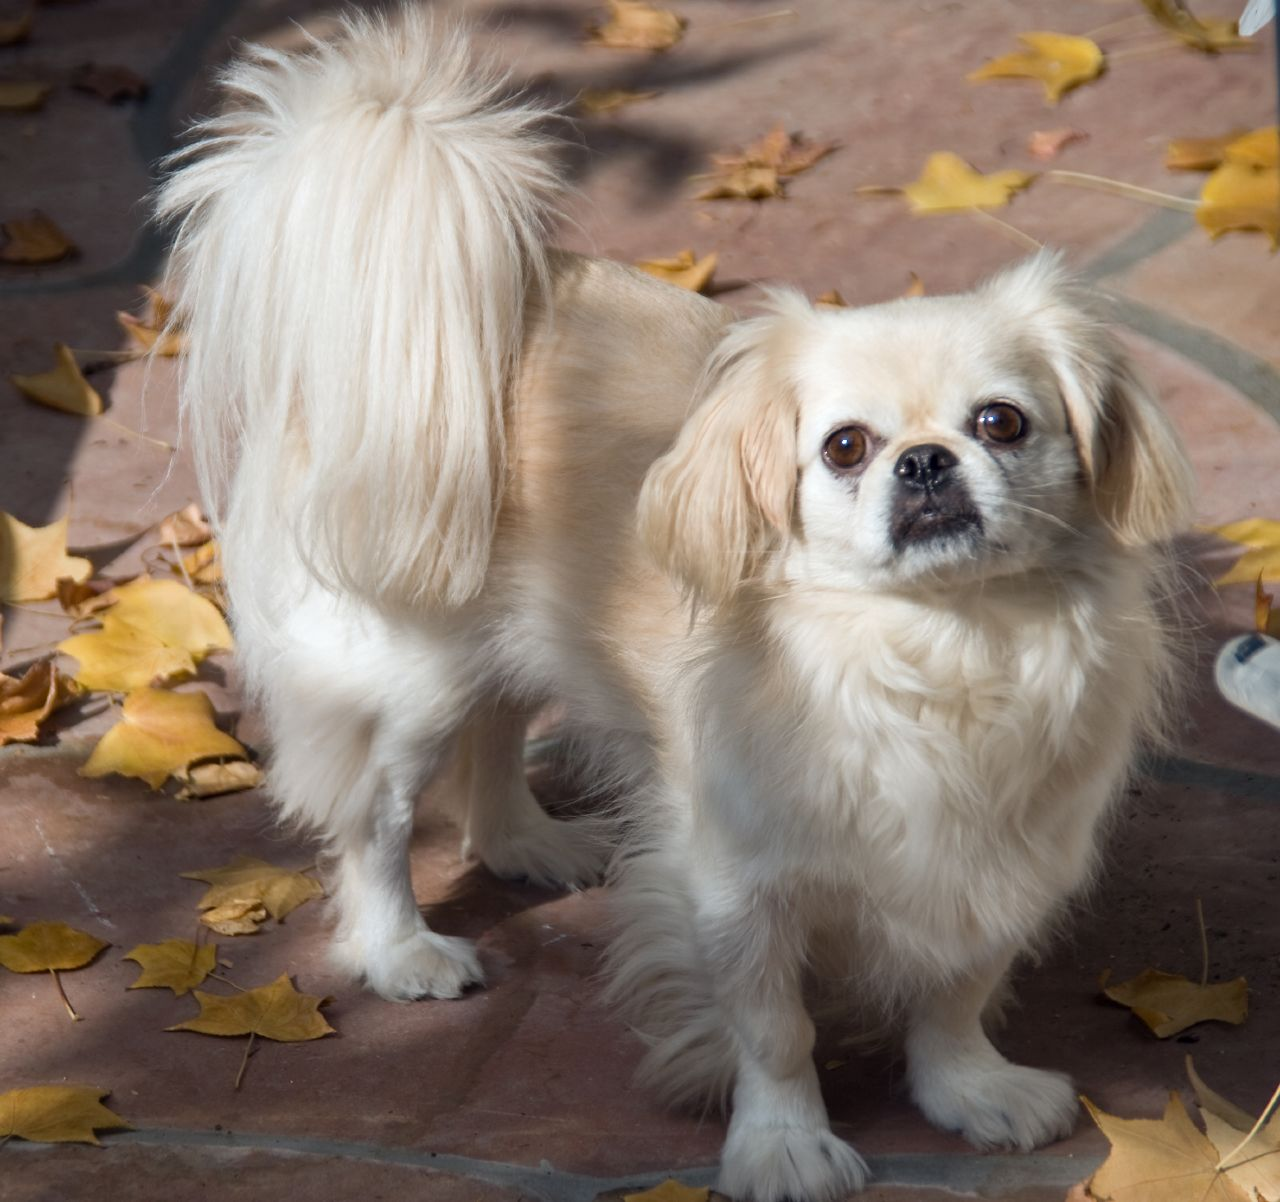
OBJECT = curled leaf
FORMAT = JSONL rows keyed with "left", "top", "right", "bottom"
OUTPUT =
{"left": 157, "top": 503, "right": 212, "bottom": 548}
{"left": 200, "top": 899, "right": 268, "bottom": 936}
{"left": 175, "top": 759, "right": 263, "bottom": 800}
{"left": 182, "top": 855, "right": 324, "bottom": 923}
{"left": 0, "top": 660, "right": 79, "bottom": 746}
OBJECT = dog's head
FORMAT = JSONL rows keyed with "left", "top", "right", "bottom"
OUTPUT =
{"left": 638, "top": 254, "right": 1194, "bottom": 608}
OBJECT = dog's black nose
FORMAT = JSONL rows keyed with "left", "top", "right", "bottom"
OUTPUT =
{"left": 894, "top": 444, "right": 957, "bottom": 491}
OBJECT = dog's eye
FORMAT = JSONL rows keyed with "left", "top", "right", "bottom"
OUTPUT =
{"left": 823, "top": 426, "right": 867, "bottom": 470}
{"left": 975, "top": 402, "right": 1027, "bottom": 444}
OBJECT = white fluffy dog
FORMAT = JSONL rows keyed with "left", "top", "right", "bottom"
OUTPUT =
{"left": 158, "top": 12, "right": 1192, "bottom": 1200}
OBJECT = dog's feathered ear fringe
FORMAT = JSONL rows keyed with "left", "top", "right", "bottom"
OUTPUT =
{"left": 637, "top": 297, "right": 805, "bottom": 611}
{"left": 986, "top": 253, "right": 1195, "bottom": 547}
{"left": 155, "top": 9, "right": 562, "bottom": 611}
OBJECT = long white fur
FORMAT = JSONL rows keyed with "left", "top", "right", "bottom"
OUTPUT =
{"left": 157, "top": 12, "right": 1194, "bottom": 1202}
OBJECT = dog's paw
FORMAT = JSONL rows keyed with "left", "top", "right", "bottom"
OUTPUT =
{"left": 339, "top": 929, "right": 485, "bottom": 1002}
{"left": 912, "top": 1060, "right": 1077, "bottom": 1152}
{"left": 718, "top": 1122, "right": 869, "bottom": 1202}
{"left": 468, "top": 814, "right": 609, "bottom": 890}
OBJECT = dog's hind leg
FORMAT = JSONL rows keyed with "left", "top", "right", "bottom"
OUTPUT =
{"left": 458, "top": 703, "right": 609, "bottom": 889}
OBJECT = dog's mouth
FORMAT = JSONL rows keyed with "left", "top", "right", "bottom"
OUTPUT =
{"left": 890, "top": 497, "right": 984, "bottom": 552}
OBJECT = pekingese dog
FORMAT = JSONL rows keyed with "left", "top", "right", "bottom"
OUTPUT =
{"left": 158, "top": 11, "right": 1192, "bottom": 1201}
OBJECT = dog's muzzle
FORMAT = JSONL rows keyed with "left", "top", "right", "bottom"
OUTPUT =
{"left": 890, "top": 443, "right": 984, "bottom": 550}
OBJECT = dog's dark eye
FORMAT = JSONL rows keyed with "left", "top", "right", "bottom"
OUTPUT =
{"left": 975, "top": 402, "right": 1027, "bottom": 444}
{"left": 823, "top": 426, "right": 867, "bottom": 470}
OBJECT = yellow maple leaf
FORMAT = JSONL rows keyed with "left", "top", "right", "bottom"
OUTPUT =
{"left": 1209, "top": 518, "right": 1280, "bottom": 585}
{"left": 634, "top": 249, "right": 718, "bottom": 293}
{"left": 80, "top": 688, "right": 247, "bottom": 790}
{"left": 0, "top": 212, "right": 77, "bottom": 264}
{"left": 0, "top": 660, "right": 80, "bottom": 746}
{"left": 0, "top": 512, "right": 92, "bottom": 603}
{"left": 117, "top": 288, "right": 183, "bottom": 357}
{"left": 123, "top": 939, "right": 216, "bottom": 996}
{"left": 0, "top": 80, "right": 51, "bottom": 112}
{"left": 10, "top": 342, "right": 103, "bottom": 416}
{"left": 577, "top": 87, "right": 660, "bottom": 115}
{"left": 1197, "top": 159, "right": 1279, "bottom": 248}
{"left": 1140, "top": 0, "right": 1253, "bottom": 52}
{"left": 968, "top": 32, "right": 1105, "bottom": 104}
{"left": 181, "top": 540, "right": 222, "bottom": 586}
{"left": 1224, "top": 126, "right": 1279, "bottom": 168}
{"left": 168, "top": 974, "right": 334, "bottom": 1041}
{"left": 58, "top": 575, "right": 233, "bottom": 692}
{"left": 1103, "top": 968, "right": 1247, "bottom": 1038}
{"left": 0, "top": 921, "right": 108, "bottom": 973}
{"left": 0, "top": 1085, "right": 130, "bottom": 1145}
{"left": 1188, "top": 1058, "right": 1280, "bottom": 1202}
{"left": 624, "top": 1180, "right": 710, "bottom": 1202}
{"left": 1083, "top": 1093, "right": 1251, "bottom": 1201}
{"left": 200, "top": 898, "right": 268, "bottom": 935}
{"left": 181, "top": 855, "right": 324, "bottom": 922}
{"left": 860, "top": 152, "right": 1036, "bottom": 214}
{"left": 586, "top": 0, "right": 685, "bottom": 51}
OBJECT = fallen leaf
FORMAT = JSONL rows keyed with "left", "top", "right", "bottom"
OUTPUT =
{"left": 1197, "top": 159, "right": 1279, "bottom": 248}
{"left": 0, "top": 80, "right": 51, "bottom": 111}
{"left": 859, "top": 152, "right": 1036, "bottom": 214}
{"left": 1165, "top": 131, "right": 1249, "bottom": 171}
{"left": 586, "top": 0, "right": 686, "bottom": 51}
{"left": 157, "top": 503, "right": 212, "bottom": 548}
{"left": 182, "top": 855, "right": 323, "bottom": 923}
{"left": 1083, "top": 1093, "right": 1250, "bottom": 1202}
{"left": 696, "top": 125, "right": 836, "bottom": 200}
{"left": 123, "top": 939, "right": 216, "bottom": 996}
{"left": 1257, "top": 576, "right": 1280, "bottom": 637}
{"left": 815, "top": 289, "right": 847, "bottom": 307}
{"left": 695, "top": 164, "right": 783, "bottom": 201}
{"left": 903, "top": 272, "right": 926, "bottom": 297}
{"left": 10, "top": 342, "right": 102, "bottom": 415}
{"left": 117, "top": 288, "right": 183, "bottom": 356}
{"left": 1224, "top": 126, "right": 1279, "bottom": 168}
{"left": 0, "top": 921, "right": 107, "bottom": 973}
{"left": 180, "top": 540, "right": 222, "bottom": 586}
{"left": 968, "top": 32, "right": 1105, "bottom": 104}
{"left": 0, "top": 916, "right": 13, "bottom": 926}
{"left": 0, "top": 1086, "right": 130, "bottom": 1145}
{"left": 1140, "top": 0, "right": 1253, "bottom": 51}
{"left": 175, "top": 759, "right": 262, "bottom": 801}
{"left": 1188, "top": 1058, "right": 1280, "bottom": 1202}
{"left": 623, "top": 1181, "right": 710, "bottom": 1202}
{"left": 80, "top": 688, "right": 247, "bottom": 789}
{"left": 1028, "top": 127, "right": 1089, "bottom": 161}
{"left": 168, "top": 973, "right": 334, "bottom": 1041}
{"left": 0, "top": 512, "right": 92, "bottom": 603}
{"left": 69, "top": 62, "right": 147, "bottom": 103}
{"left": 199, "top": 899, "right": 268, "bottom": 936}
{"left": 634, "top": 248, "right": 717, "bottom": 293}
{"left": 1210, "top": 519, "right": 1280, "bottom": 584}
{"left": 55, "top": 575, "right": 117, "bottom": 618}
{"left": 0, "top": 660, "right": 79, "bottom": 746}
{"left": 58, "top": 575, "right": 233, "bottom": 692}
{"left": 0, "top": 9, "right": 31, "bottom": 47}
{"left": 1103, "top": 967, "right": 1247, "bottom": 1038}
{"left": 0, "top": 212, "right": 76, "bottom": 264}
{"left": 577, "top": 86, "right": 660, "bottom": 115}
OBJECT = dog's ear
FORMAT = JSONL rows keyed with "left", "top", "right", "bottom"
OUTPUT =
{"left": 988, "top": 253, "right": 1194, "bottom": 546}
{"left": 638, "top": 311, "right": 801, "bottom": 609}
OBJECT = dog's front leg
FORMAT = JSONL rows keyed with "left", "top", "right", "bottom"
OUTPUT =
{"left": 905, "top": 949, "right": 1077, "bottom": 1151}
{"left": 699, "top": 876, "right": 869, "bottom": 1202}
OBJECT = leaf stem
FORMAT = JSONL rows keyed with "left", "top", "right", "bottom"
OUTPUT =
{"left": 1044, "top": 170, "right": 1199, "bottom": 212}
{"left": 966, "top": 207, "right": 1044, "bottom": 252}
{"left": 1107, "top": 40, "right": 1184, "bottom": 62}
{"left": 51, "top": 968, "right": 79, "bottom": 1022}
{"left": 700, "top": 8, "right": 796, "bottom": 32}
{"left": 1196, "top": 896, "right": 1209, "bottom": 988}
{"left": 1216, "top": 1080, "right": 1280, "bottom": 1171}
{"left": 234, "top": 1030, "right": 256, "bottom": 1091}
{"left": 207, "top": 972, "right": 245, "bottom": 992}
{"left": 94, "top": 415, "right": 174, "bottom": 453}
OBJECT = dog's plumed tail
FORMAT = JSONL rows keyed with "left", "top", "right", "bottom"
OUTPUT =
{"left": 157, "top": 11, "right": 560, "bottom": 608}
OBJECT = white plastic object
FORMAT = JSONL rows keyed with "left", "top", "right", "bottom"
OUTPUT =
{"left": 1215, "top": 632, "right": 1280, "bottom": 730}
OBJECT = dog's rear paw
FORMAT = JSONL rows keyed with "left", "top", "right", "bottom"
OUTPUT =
{"left": 718, "top": 1123, "right": 869, "bottom": 1202}
{"left": 468, "top": 814, "right": 609, "bottom": 889}
{"left": 339, "top": 929, "right": 485, "bottom": 1002}
{"left": 912, "top": 1060, "right": 1077, "bottom": 1152}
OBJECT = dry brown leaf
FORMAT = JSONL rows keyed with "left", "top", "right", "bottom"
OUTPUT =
{"left": 175, "top": 759, "right": 263, "bottom": 801}
{"left": 1083, "top": 1093, "right": 1250, "bottom": 1202}
{"left": 577, "top": 86, "right": 660, "bottom": 115}
{"left": 815, "top": 289, "right": 847, "bottom": 308}
{"left": 180, "top": 540, "right": 222, "bottom": 586}
{"left": 1103, "top": 967, "right": 1248, "bottom": 1038}
{"left": 623, "top": 1182, "right": 710, "bottom": 1202}
{"left": 182, "top": 855, "right": 324, "bottom": 923}
{"left": 10, "top": 342, "right": 102, "bottom": 415}
{"left": 697, "top": 125, "right": 836, "bottom": 200}
{"left": 123, "top": 939, "right": 216, "bottom": 996}
{"left": 903, "top": 272, "right": 926, "bottom": 297}
{"left": 0, "top": 660, "right": 79, "bottom": 746}
{"left": 69, "top": 62, "right": 147, "bottom": 103}
{"left": 1210, "top": 519, "right": 1280, "bottom": 585}
{"left": 0, "top": 921, "right": 107, "bottom": 973}
{"left": 0, "top": 9, "right": 31, "bottom": 47}
{"left": 0, "top": 512, "right": 92, "bottom": 603}
{"left": 0, "top": 80, "right": 51, "bottom": 111}
{"left": 117, "top": 288, "right": 183, "bottom": 356}
{"left": 55, "top": 575, "right": 117, "bottom": 618}
{"left": 1028, "top": 127, "right": 1088, "bottom": 161}
{"left": 157, "top": 504, "right": 212, "bottom": 548}
{"left": 860, "top": 152, "right": 1036, "bottom": 214}
{"left": 80, "top": 688, "right": 247, "bottom": 790}
{"left": 0, "top": 1085, "right": 130, "bottom": 1145}
{"left": 1140, "top": 0, "right": 1253, "bottom": 51}
{"left": 200, "top": 899, "right": 268, "bottom": 936}
{"left": 1188, "top": 1058, "right": 1280, "bottom": 1202}
{"left": 634, "top": 248, "right": 717, "bottom": 293}
{"left": 0, "top": 212, "right": 76, "bottom": 264}
{"left": 968, "top": 32, "right": 1105, "bottom": 104}
{"left": 695, "top": 163, "right": 782, "bottom": 201}
{"left": 586, "top": 0, "right": 686, "bottom": 51}
{"left": 58, "top": 575, "right": 233, "bottom": 693}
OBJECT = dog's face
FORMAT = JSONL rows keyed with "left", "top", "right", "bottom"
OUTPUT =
{"left": 639, "top": 255, "right": 1193, "bottom": 606}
